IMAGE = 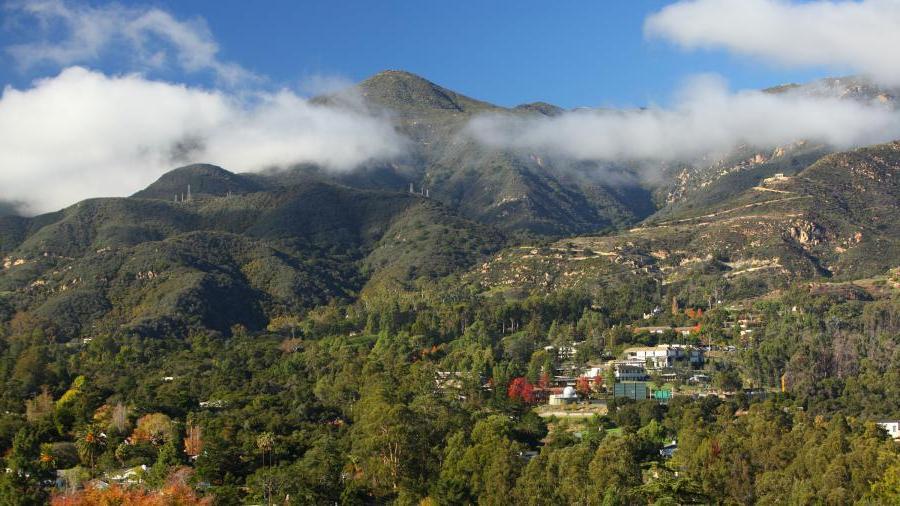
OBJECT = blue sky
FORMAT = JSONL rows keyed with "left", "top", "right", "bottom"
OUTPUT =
{"left": 0, "top": 0, "right": 832, "bottom": 109}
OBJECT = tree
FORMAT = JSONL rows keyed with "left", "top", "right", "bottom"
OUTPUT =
{"left": 256, "top": 432, "right": 276, "bottom": 505}
{"left": 183, "top": 422, "right": 203, "bottom": 460}
{"left": 867, "top": 461, "right": 900, "bottom": 503}
{"left": 508, "top": 377, "right": 535, "bottom": 404}
{"left": 436, "top": 417, "right": 525, "bottom": 505}
{"left": 588, "top": 435, "right": 643, "bottom": 499}
{"left": 0, "top": 428, "right": 51, "bottom": 505}
{"left": 23, "top": 387, "right": 54, "bottom": 423}
{"left": 713, "top": 369, "right": 743, "bottom": 393}
{"left": 349, "top": 388, "right": 424, "bottom": 498}
{"left": 75, "top": 424, "right": 106, "bottom": 473}
{"left": 147, "top": 439, "right": 182, "bottom": 487}
{"left": 266, "top": 315, "right": 302, "bottom": 339}
{"left": 131, "top": 413, "right": 176, "bottom": 446}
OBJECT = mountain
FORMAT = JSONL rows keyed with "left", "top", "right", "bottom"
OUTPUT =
{"left": 357, "top": 70, "right": 500, "bottom": 115}
{"left": 308, "top": 70, "right": 660, "bottom": 237}
{"left": 652, "top": 76, "right": 900, "bottom": 221}
{"left": 306, "top": 72, "right": 899, "bottom": 239}
{"left": 0, "top": 170, "right": 504, "bottom": 338}
{"left": 3, "top": 71, "right": 899, "bottom": 340}
{"left": 473, "top": 141, "right": 900, "bottom": 300}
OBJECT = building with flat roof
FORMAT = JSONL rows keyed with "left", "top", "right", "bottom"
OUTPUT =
{"left": 622, "top": 344, "right": 703, "bottom": 369}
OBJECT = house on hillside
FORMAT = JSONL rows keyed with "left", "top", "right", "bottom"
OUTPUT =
{"left": 622, "top": 344, "right": 703, "bottom": 370}
{"left": 611, "top": 361, "right": 649, "bottom": 381}
{"left": 544, "top": 344, "right": 577, "bottom": 360}
{"left": 660, "top": 440, "right": 678, "bottom": 459}
{"left": 877, "top": 420, "right": 900, "bottom": 440}
{"left": 584, "top": 362, "right": 649, "bottom": 381}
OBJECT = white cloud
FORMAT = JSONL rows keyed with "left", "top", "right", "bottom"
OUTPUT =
{"left": 4, "top": 0, "right": 253, "bottom": 84}
{"left": 645, "top": 0, "right": 900, "bottom": 86}
{"left": 465, "top": 74, "right": 900, "bottom": 165}
{"left": 0, "top": 67, "right": 407, "bottom": 214}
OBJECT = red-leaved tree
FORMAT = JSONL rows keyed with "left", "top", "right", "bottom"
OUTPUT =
{"left": 508, "top": 377, "right": 535, "bottom": 404}
{"left": 576, "top": 376, "right": 591, "bottom": 395}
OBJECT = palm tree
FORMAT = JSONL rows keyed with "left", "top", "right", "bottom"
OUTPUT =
{"left": 75, "top": 424, "right": 106, "bottom": 475}
{"left": 256, "top": 432, "right": 276, "bottom": 504}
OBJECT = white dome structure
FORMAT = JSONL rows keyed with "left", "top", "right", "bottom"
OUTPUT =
{"left": 562, "top": 386, "right": 577, "bottom": 398}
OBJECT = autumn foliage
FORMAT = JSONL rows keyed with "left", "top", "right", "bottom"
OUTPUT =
{"left": 576, "top": 376, "right": 591, "bottom": 395}
{"left": 685, "top": 307, "right": 704, "bottom": 319}
{"left": 51, "top": 482, "right": 212, "bottom": 506}
{"left": 130, "top": 413, "right": 176, "bottom": 446}
{"left": 507, "top": 377, "right": 535, "bottom": 404}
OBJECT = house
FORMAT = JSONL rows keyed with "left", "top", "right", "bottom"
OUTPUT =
{"left": 622, "top": 345, "right": 703, "bottom": 370}
{"left": 583, "top": 361, "right": 649, "bottom": 381}
{"left": 583, "top": 366, "right": 605, "bottom": 379}
{"left": 435, "top": 371, "right": 467, "bottom": 390}
{"left": 688, "top": 374, "right": 711, "bottom": 384}
{"left": 545, "top": 344, "right": 577, "bottom": 360}
{"left": 660, "top": 440, "right": 678, "bottom": 459}
{"left": 107, "top": 465, "right": 148, "bottom": 485}
{"left": 642, "top": 306, "right": 663, "bottom": 320}
{"left": 878, "top": 420, "right": 900, "bottom": 440}
{"left": 612, "top": 361, "right": 649, "bottom": 381}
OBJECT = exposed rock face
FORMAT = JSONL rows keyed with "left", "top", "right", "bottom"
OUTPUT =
{"left": 787, "top": 220, "right": 825, "bottom": 247}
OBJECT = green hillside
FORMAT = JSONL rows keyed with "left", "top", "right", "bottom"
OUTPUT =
{"left": 0, "top": 169, "right": 504, "bottom": 339}
{"left": 132, "top": 163, "right": 266, "bottom": 200}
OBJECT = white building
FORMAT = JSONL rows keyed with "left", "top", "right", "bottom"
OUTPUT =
{"left": 584, "top": 361, "right": 648, "bottom": 381}
{"left": 878, "top": 420, "right": 900, "bottom": 440}
{"left": 545, "top": 344, "right": 577, "bottom": 360}
{"left": 622, "top": 345, "right": 703, "bottom": 370}
{"left": 612, "top": 361, "right": 648, "bottom": 381}
{"left": 548, "top": 386, "right": 578, "bottom": 406}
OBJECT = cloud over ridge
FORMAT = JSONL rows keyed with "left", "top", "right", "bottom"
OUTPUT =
{"left": 0, "top": 67, "right": 407, "bottom": 214}
{"left": 465, "top": 75, "right": 900, "bottom": 165}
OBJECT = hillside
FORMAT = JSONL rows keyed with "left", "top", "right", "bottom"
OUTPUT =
{"left": 472, "top": 141, "right": 900, "bottom": 302}
{"left": 651, "top": 76, "right": 900, "bottom": 219}
{"left": 0, "top": 167, "right": 504, "bottom": 338}
{"left": 132, "top": 163, "right": 266, "bottom": 200}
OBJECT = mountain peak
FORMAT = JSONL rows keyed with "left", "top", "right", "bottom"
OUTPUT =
{"left": 513, "top": 102, "right": 564, "bottom": 117}
{"left": 358, "top": 69, "right": 499, "bottom": 114}
{"left": 133, "top": 163, "right": 264, "bottom": 200}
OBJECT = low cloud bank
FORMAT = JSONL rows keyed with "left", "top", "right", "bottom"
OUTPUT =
{"left": 465, "top": 75, "right": 900, "bottom": 165}
{"left": 0, "top": 67, "right": 407, "bottom": 214}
